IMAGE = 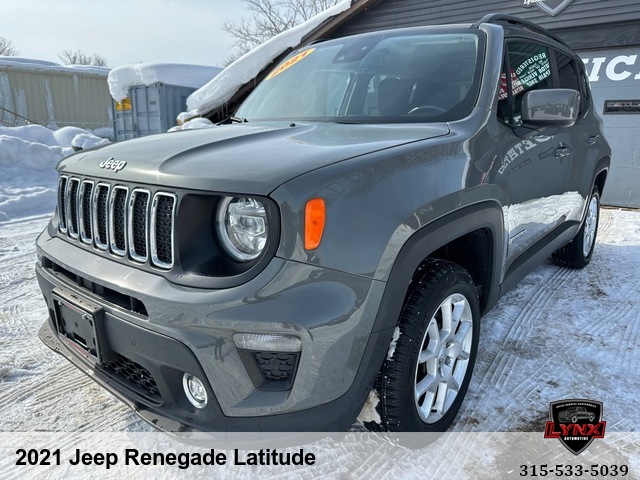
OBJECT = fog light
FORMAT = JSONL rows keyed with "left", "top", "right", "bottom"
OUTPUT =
{"left": 233, "top": 333, "right": 302, "bottom": 352}
{"left": 182, "top": 373, "right": 208, "bottom": 409}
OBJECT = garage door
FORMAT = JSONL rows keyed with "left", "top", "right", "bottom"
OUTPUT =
{"left": 580, "top": 48, "right": 640, "bottom": 208}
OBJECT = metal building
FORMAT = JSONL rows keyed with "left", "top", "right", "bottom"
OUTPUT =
{"left": 0, "top": 58, "right": 112, "bottom": 131}
{"left": 109, "top": 63, "right": 222, "bottom": 141}
{"left": 113, "top": 83, "right": 199, "bottom": 141}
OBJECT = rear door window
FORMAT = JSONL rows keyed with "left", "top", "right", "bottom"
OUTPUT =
{"left": 555, "top": 50, "right": 587, "bottom": 112}
{"left": 504, "top": 41, "right": 553, "bottom": 126}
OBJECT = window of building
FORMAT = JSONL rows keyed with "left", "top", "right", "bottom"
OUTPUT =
{"left": 604, "top": 99, "right": 640, "bottom": 114}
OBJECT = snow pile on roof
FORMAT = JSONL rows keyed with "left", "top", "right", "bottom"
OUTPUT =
{"left": 0, "top": 57, "right": 110, "bottom": 76}
{"left": 185, "top": 0, "right": 352, "bottom": 116}
{"left": 0, "top": 125, "right": 109, "bottom": 223}
{"left": 0, "top": 57, "right": 60, "bottom": 68}
{"left": 107, "top": 63, "right": 223, "bottom": 102}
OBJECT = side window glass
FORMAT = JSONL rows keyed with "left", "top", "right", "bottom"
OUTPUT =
{"left": 560, "top": 50, "right": 590, "bottom": 112}
{"left": 556, "top": 51, "right": 580, "bottom": 92}
{"left": 556, "top": 50, "right": 586, "bottom": 112}
{"left": 507, "top": 42, "right": 552, "bottom": 126}
{"left": 497, "top": 60, "right": 511, "bottom": 123}
{"left": 580, "top": 64, "right": 591, "bottom": 106}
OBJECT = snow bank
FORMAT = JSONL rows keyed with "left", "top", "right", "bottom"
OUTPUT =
{"left": 185, "top": 0, "right": 352, "bottom": 116}
{"left": 107, "top": 63, "right": 223, "bottom": 102}
{"left": 53, "top": 126, "right": 110, "bottom": 150}
{"left": 91, "top": 126, "right": 115, "bottom": 142}
{"left": 0, "top": 125, "right": 109, "bottom": 223}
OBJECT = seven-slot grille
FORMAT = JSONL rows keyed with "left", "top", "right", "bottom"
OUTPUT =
{"left": 57, "top": 175, "right": 176, "bottom": 269}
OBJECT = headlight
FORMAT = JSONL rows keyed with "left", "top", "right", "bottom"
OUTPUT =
{"left": 216, "top": 196, "right": 268, "bottom": 261}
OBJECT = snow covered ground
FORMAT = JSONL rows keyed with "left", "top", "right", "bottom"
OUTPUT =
{"left": 1, "top": 124, "right": 639, "bottom": 477}
{"left": 0, "top": 125, "right": 109, "bottom": 223}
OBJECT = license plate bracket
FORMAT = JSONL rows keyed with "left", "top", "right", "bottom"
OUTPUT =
{"left": 52, "top": 287, "right": 109, "bottom": 364}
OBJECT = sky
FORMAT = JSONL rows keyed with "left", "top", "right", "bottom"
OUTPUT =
{"left": 0, "top": 0, "right": 249, "bottom": 68}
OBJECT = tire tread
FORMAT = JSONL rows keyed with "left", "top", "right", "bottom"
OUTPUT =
{"left": 378, "top": 259, "right": 479, "bottom": 431}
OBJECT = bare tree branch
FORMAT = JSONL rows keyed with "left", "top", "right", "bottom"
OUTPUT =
{"left": 58, "top": 49, "right": 108, "bottom": 67}
{"left": 0, "top": 37, "right": 20, "bottom": 56}
{"left": 222, "top": 0, "right": 341, "bottom": 65}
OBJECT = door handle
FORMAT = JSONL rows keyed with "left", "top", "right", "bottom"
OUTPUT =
{"left": 588, "top": 135, "right": 600, "bottom": 145}
{"left": 555, "top": 147, "right": 571, "bottom": 158}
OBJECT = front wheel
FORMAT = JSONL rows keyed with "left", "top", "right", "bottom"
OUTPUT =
{"left": 552, "top": 188, "right": 600, "bottom": 269}
{"left": 377, "top": 260, "right": 480, "bottom": 431}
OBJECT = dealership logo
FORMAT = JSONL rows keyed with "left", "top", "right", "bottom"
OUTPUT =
{"left": 523, "top": 0, "right": 575, "bottom": 16}
{"left": 582, "top": 55, "right": 640, "bottom": 83}
{"left": 544, "top": 399, "right": 606, "bottom": 455}
{"left": 99, "top": 157, "right": 126, "bottom": 172}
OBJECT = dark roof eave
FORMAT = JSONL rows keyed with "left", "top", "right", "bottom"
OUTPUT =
{"left": 301, "top": 0, "right": 384, "bottom": 45}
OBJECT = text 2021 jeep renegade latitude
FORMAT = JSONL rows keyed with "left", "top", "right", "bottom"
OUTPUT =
{"left": 36, "top": 15, "right": 610, "bottom": 432}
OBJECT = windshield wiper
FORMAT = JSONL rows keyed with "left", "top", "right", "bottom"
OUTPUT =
{"left": 218, "top": 116, "right": 249, "bottom": 125}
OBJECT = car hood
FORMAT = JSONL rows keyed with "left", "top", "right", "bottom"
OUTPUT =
{"left": 59, "top": 121, "right": 450, "bottom": 195}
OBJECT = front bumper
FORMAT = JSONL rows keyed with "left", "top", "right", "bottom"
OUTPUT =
{"left": 35, "top": 229, "right": 391, "bottom": 431}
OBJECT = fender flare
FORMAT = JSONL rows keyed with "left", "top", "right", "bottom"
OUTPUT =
{"left": 371, "top": 200, "right": 505, "bottom": 336}
{"left": 591, "top": 156, "right": 610, "bottom": 196}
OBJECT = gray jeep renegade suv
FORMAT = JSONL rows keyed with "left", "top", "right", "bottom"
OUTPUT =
{"left": 36, "top": 14, "right": 610, "bottom": 432}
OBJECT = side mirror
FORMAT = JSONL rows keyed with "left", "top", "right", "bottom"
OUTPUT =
{"left": 522, "top": 89, "right": 580, "bottom": 127}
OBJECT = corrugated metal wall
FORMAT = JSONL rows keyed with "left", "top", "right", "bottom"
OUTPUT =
{"left": 0, "top": 67, "right": 112, "bottom": 129}
{"left": 113, "top": 83, "right": 196, "bottom": 141}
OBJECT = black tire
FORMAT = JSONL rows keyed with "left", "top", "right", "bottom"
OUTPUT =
{"left": 552, "top": 188, "right": 600, "bottom": 269}
{"left": 377, "top": 259, "right": 480, "bottom": 432}
{"left": 572, "top": 415, "right": 578, "bottom": 423}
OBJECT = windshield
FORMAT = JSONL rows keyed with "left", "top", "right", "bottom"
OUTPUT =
{"left": 236, "top": 30, "right": 483, "bottom": 123}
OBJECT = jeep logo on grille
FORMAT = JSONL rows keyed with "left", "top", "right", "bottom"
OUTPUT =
{"left": 99, "top": 157, "right": 127, "bottom": 172}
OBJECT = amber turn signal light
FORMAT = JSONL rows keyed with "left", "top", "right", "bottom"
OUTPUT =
{"left": 305, "top": 198, "right": 325, "bottom": 250}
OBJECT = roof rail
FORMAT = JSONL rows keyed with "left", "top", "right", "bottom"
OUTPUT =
{"left": 473, "top": 13, "right": 572, "bottom": 49}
